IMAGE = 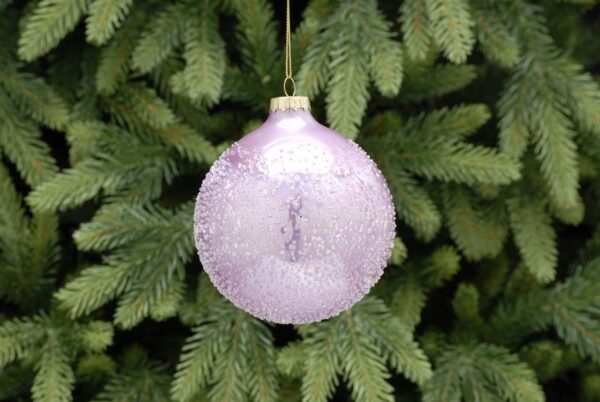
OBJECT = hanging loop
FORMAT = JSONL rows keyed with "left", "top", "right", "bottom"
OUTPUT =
{"left": 283, "top": 76, "right": 296, "bottom": 96}
{"left": 284, "top": 0, "right": 294, "bottom": 97}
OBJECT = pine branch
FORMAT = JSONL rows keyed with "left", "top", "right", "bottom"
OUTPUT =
{"left": 358, "top": 299, "right": 433, "bottom": 385}
{"left": 0, "top": 315, "right": 112, "bottom": 402}
{"left": 496, "top": 1, "right": 596, "bottom": 209}
{"left": 114, "top": 84, "right": 176, "bottom": 128}
{"left": 391, "top": 275, "right": 427, "bottom": 331}
{"left": 207, "top": 314, "right": 247, "bottom": 402}
{"left": 77, "top": 321, "right": 113, "bottom": 353}
{"left": 364, "top": 5, "right": 403, "bottom": 97}
{"left": 443, "top": 185, "right": 508, "bottom": 260}
{"left": 18, "top": 214, "right": 60, "bottom": 305}
{"left": 390, "top": 237, "right": 408, "bottom": 265}
{"left": 423, "top": 343, "right": 544, "bottom": 402}
{"left": 530, "top": 96, "right": 579, "bottom": 209}
{"left": 131, "top": 2, "right": 186, "bottom": 73}
{"left": 299, "top": 0, "right": 403, "bottom": 138}
{"left": 95, "top": 10, "right": 144, "bottom": 95}
{"left": 230, "top": 0, "right": 278, "bottom": 77}
{"left": 399, "top": 64, "right": 477, "bottom": 102}
{"left": 389, "top": 248, "right": 460, "bottom": 333}
{"left": 399, "top": 139, "right": 521, "bottom": 185}
{"left": 497, "top": 67, "right": 531, "bottom": 158}
{"left": 0, "top": 163, "right": 27, "bottom": 234}
{"left": 32, "top": 333, "right": 74, "bottom": 402}
{"left": 300, "top": 297, "right": 431, "bottom": 402}
{"left": 325, "top": 31, "right": 370, "bottom": 139}
{"left": 75, "top": 353, "right": 116, "bottom": 383}
{"left": 74, "top": 202, "right": 184, "bottom": 251}
{"left": 549, "top": 192, "right": 585, "bottom": 225}
{"left": 149, "top": 275, "right": 186, "bottom": 321}
{"left": 365, "top": 105, "right": 518, "bottom": 187}
{"left": 300, "top": 319, "right": 341, "bottom": 402}
{"left": 244, "top": 319, "right": 279, "bottom": 402}
{"left": 486, "top": 259, "right": 600, "bottom": 356}
{"left": 27, "top": 139, "right": 178, "bottom": 212}
{"left": 56, "top": 264, "right": 132, "bottom": 318}
{"left": 112, "top": 205, "right": 193, "bottom": 328}
{"left": 0, "top": 91, "right": 58, "bottom": 187}
{"left": 171, "top": 306, "right": 227, "bottom": 401}
{"left": 151, "top": 123, "right": 218, "bottom": 164}
{"left": 400, "top": 0, "right": 432, "bottom": 61}
{"left": 550, "top": 56, "right": 600, "bottom": 137}
{"left": 171, "top": 3, "right": 225, "bottom": 105}
{"left": 26, "top": 159, "right": 118, "bottom": 212}
{"left": 277, "top": 342, "right": 306, "bottom": 379}
{"left": 114, "top": 236, "right": 192, "bottom": 328}
{"left": 29, "top": 213, "right": 60, "bottom": 271}
{"left": 296, "top": 20, "right": 337, "bottom": 97}
{"left": 86, "top": 0, "right": 133, "bottom": 45}
{"left": 18, "top": 0, "right": 90, "bottom": 61}
{"left": 0, "top": 70, "right": 70, "bottom": 129}
{"left": 59, "top": 202, "right": 193, "bottom": 325}
{"left": 408, "top": 104, "right": 491, "bottom": 139}
{"left": 172, "top": 299, "right": 278, "bottom": 402}
{"left": 519, "top": 341, "right": 566, "bottom": 382}
{"left": 507, "top": 194, "right": 557, "bottom": 283}
{"left": 96, "top": 99, "right": 218, "bottom": 164}
{"left": 550, "top": 265, "right": 600, "bottom": 362}
{"left": 0, "top": 317, "right": 45, "bottom": 366}
{"left": 452, "top": 283, "right": 485, "bottom": 335}
{"left": 425, "top": 0, "right": 475, "bottom": 63}
{"left": 94, "top": 348, "right": 171, "bottom": 402}
{"left": 340, "top": 320, "right": 394, "bottom": 402}
{"left": 418, "top": 246, "right": 461, "bottom": 288}
{"left": 383, "top": 166, "right": 441, "bottom": 241}
{"left": 469, "top": 1, "right": 519, "bottom": 68}
{"left": 0, "top": 161, "right": 59, "bottom": 307}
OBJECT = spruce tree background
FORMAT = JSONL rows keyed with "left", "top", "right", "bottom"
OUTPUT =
{"left": 1, "top": 0, "right": 600, "bottom": 400}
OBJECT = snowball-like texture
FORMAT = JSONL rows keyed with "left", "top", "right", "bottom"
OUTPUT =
{"left": 194, "top": 109, "right": 395, "bottom": 324}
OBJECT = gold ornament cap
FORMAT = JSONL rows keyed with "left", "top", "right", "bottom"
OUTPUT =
{"left": 269, "top": 96, "right": 311, "bottom": 112}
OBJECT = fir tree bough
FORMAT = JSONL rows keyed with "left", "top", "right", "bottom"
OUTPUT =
{"left": 1, "top": 0, "right": 600, "bottom": 401}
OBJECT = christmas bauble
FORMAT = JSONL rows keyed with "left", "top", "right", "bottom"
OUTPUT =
{"left": 194, "top": 96, "right": 395, "bottom": 324}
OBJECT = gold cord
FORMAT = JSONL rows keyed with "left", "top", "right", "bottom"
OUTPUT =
{"left": 283, "top": 0, "right": 296, "bottom": 96}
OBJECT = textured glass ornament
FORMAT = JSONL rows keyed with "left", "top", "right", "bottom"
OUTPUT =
{"left": 194, "top": 97, "right": 395, "bottom": 324}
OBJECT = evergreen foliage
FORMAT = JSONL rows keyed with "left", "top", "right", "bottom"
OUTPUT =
{"left": 1, "top": 0, "right": 600, "bottom": 401}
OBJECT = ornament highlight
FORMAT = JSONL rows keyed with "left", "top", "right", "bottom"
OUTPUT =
{"left": 194, "top": 97, "right": 395, "bottom": 324}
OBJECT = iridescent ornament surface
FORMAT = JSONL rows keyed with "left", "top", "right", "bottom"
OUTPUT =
{"left": 194, "top": 97, "right": 395, "bottom": 324}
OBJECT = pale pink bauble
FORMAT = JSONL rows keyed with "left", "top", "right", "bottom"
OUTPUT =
{"left": 194, "top": 108, "right": 395, "bottom": 324}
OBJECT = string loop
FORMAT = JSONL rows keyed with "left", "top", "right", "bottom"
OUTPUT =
{"left": 283, "top": 76, "right": 296, "bottom": 96}
{"left": 284, "top": 0, "right": 295, "bottom": 96}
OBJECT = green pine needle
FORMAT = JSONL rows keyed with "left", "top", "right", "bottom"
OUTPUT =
{"left": 32, "top": 335, "right": 75, "bottom": 402}
{"left": 172, "top": 299, "right": 278, "bottom": 402}
{"left": 425, "top": 0, "right": 475, "bottom": 63}
{"left": 171, "top": 3, "right": 225, "bottom": 105}
{"left": 18, "top": 0, "right": 90, "bottom": 61}
{"left": 469, "top": 1, "right": 519, "bottom": 68}
{"left": 131, "top": 3, "right": 186, "bottom": 73}
{"left": 400, "top": 0, "right": 433, "bottom": 61}
{"left": 94, "top": 349, "right": 171, "bottom": 402}
{"left": 507, "top": 194, "right": 558, "bottom": 283}
{"left": 86, "top": 0, "right": 133, "bottom": 45}
{"left": 0, "top": 71, "right": 70, "bottom": 129}
{"left": 423, "top": 343, "right": 544, "bottom": 402}
{"left": 444, "top": 185, "right": 508, "bottom": 260}
{"left": 0, "top": 91, "right": 58, "bottom": 187}
{"left": 299, "top": 297, "right": 431, "bottom": 402}
{"left": 95, "top": 10, "right": 145, "bottom": 95}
